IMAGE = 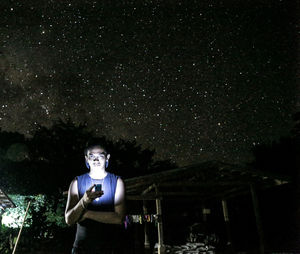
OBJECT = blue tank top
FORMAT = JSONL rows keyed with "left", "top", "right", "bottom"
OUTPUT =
{"left": 73, "top": 172, "right": 121, "bottom": 250}
{"left": 77, "top": 172, "right": 119, "bottom": 211}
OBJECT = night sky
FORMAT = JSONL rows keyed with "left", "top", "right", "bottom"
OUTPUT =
{"left": 0, "top": 1, "right": 298, "bottom": 166}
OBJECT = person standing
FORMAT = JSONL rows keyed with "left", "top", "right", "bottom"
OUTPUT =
{"left": 65, "top": 139, "right": 125, "bottom": 254}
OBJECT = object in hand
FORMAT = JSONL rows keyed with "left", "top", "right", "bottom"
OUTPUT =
{"left": 95, "top": 184, "right": 102, "bottom": 192}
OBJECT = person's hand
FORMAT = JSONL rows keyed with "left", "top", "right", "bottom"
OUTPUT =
{"left": 82, "top": 184, "right": 104, "bottom": 207}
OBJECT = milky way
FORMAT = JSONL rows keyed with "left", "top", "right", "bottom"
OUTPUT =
{"left": 0, "top": 1, "right": 298, "bottom": 165}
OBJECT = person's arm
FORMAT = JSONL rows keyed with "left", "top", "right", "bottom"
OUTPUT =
{"left": 65, "top": 179, "right": 84, "bottom": 226}
{"left": 65, "top": 179, "right": 103, "bottom": 226}
{"left": 83, "top": 178, "right": 126, "bottom": 224}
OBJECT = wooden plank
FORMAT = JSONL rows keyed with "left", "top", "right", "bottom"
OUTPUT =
{"left": 126, "top": 195, "right": 158, "bottom": 200}
{"left": 142, "top": 184, "right": 156, "bottom": 195}
{"left": 125, "top": 162, "right": 219, "bottom": 186}
{"left": 222, "top": 199, "right": 234, "bottom": 253}
{"left": 158, "top": 182, "right": 245, "bottom": 187}
{"left": 250, "top": 184, "right": 265, "bottom": 254}
{"left": 12, "top": 201, "right": 31, "bottom": 254}
{"left": 126, "top": 186, "right": 249, "bottom": 201}
{"left": 156, "top": 197, "right": 165, "bottom": 254}
{"left": 0, "top": 188, "right": 16, "bottom": 209}
{"left": 124, "top": 161, "right": 290, "bottom": 188}
{"left": 143, "top": 201, "right": 150, "bottom": 249}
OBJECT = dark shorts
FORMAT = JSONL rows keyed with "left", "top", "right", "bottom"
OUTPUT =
{"left": 72, "top": 221, "right": 124, "bottom": 254}
{"left": 71, "top": 246, "right": 117, "bottom": 254}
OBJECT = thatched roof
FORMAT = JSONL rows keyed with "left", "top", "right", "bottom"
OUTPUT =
{"left": 0, "top": 188, "right": 16, "bottom": 211}
{"left": 124, "top": 161, "right": 289, "bottom": 201}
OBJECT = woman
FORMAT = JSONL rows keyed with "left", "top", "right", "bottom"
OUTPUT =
{"left": 65, "top": 139, "right": 125, "bottom": 254}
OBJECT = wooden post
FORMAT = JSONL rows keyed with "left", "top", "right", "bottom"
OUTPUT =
{"left": 202, "top": 206, "right": 208, "bottom": 222}
{"left": 156, "top": 198, "right": 165, "bottom": 254}
{"left": 0, "top": 212, "right": 2, "bottom": 232}
{"left": 143, "top": 201, "right": 150, "bottom": 250}
{"left": 222, "top": 199, "right": 234, "bottom": 253}
{"left": 0, "top": 205, "right": 4, "bottom": 231}
{"left": 12, "top": 200, "right": 31, "bottom": 254}
{"left": 250, "top": 185, "right": 265, "bottom": 254}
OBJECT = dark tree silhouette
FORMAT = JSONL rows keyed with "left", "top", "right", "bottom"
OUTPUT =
{"left": 251, "top": 136, "right": 297, "bottom": 177}
{"left": 250, "top": 112, "right": 299, "bottom": 180}
{"left": 291, "top": 112, "right": 300, "bottom": 249}
{"left": 0, "top": 120, "right": 176, "bottom": 195}
{"left": 26, "top": 119, "right": 93, "bottom": 194}
{"left": 0, "top": 120, "right": 177, "bottom": 251}
{"left": 0, "top": 130, "right": 27, "bottom": 161}
{"left": 249, "top": 112, "right": 300, "bottom": 249}
{"left": 0, "top": 130, "right": 31, "bottom": 194}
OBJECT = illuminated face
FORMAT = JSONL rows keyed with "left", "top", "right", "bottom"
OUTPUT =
{"left": 86, "top": 147, "right": 109, "bottom": 169}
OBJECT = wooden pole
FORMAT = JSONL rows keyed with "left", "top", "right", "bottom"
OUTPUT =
{"left": 250, "top": 185, "right": 265, "bottom": 254}
{"left": 12, "top": 200, "right": 31, "bottom": 254}
{"left": 143, "top": 201, "right": 150, "bottom": 249}
{"left": 222, "top": 199, "right": 234, "bottom": 253}
{"left": 202, "top": 206, "right": 207, "bottom": 222}
{"left": 156, "top": 198, "right": 165, "bottom": 254}
{"left": 0, "top": 206, "right": 4, "bottom": 232}
{"left": 154, "top": 185, "right": 165, "bottom": 254}
{"left": 0, "top": 213, "right": 2, "bottom": 233}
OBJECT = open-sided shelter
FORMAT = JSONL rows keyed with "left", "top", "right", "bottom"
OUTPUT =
{"left": 124, "top": 161, "right": 289, "bottom": 254}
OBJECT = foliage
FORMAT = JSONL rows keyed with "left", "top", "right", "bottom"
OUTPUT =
{"left": 0, "top": 119, "right": 176, "bottom": 195}
{"left": 250, "top": 112, "right": 299, "bottom": 179}
{"left": 251, "top": 136, "right": 297, "bottom": 177}
{"left": 0, "top": 119, "right": 176, "bottom": 246}
{"left": 0, "top": 227, "right": 17, "bottom": 254}
{"left": 1, "top": 195, "right": 32, "bottom": 228}
{"left": 44, "top": 196, "right": 66, "bottom": 227}
{"left": 2, "top": 194, "right": 66, "bottom": 230}
{"left": 249, "top": 112, "right": 300, "bottom": 249}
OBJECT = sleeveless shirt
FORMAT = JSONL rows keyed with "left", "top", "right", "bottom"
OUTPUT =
{"left": 73, "top": 172, "right": 120, "bottom": 250}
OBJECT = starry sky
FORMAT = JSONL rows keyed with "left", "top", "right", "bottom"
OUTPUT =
{"left": 0, "top": 0, "right": 298, "bottom": 166}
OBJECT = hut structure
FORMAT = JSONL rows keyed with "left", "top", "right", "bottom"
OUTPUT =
{"left": 0, "top": 187, "right": 16, "bottom": 228}
{"left": 0, "top": 187, "right": 15, "bottom": 211}
{"left": 124, "top": 161, "right": 290, "bottom": 254}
